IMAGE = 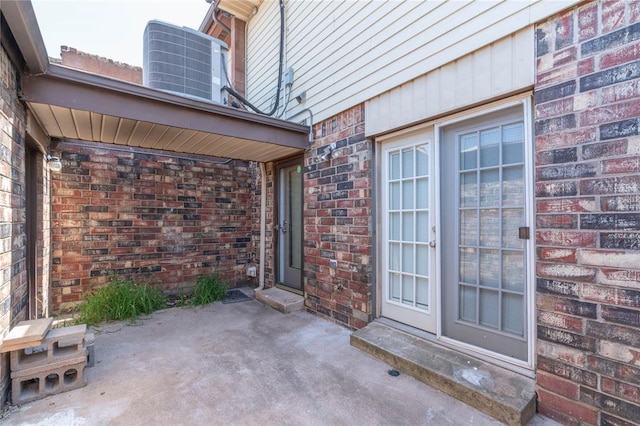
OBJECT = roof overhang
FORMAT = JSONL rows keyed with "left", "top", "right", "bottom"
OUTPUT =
{"left": 199, "top": 0, "right": 263, "bottom": 27}
{"left": 21, "top": 65, "right": 310, "bottom": 162}
{"left": 4, "top": 0, "right": 309, "bottom": 163}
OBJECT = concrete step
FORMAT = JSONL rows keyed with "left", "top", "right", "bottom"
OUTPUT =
{"left": 350, "top": 321, "right": 536, "bottom": 426}
{"left": 255, "top": 287, "right": 304, "bottom": 314}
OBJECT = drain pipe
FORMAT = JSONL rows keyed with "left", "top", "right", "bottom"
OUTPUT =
{"left": 256, "top": 162, "right": 267, "bottom": 292}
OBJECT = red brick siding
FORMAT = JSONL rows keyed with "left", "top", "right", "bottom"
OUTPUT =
{"left": 59, "top": 46, "right": 142, "bottom": 84}
{"left": 535, "top": 2, "right": 640, "bottom": 424}
{"left": 302, "top": 104, "right": 372, "bottom": 329}
{"left": 50, "top": 141, "right": 255, "bottom": 311}
{"left": 0, "top": 44, "right": 29, "bottom": 406}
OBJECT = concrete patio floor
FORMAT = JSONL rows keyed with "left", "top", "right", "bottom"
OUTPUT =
{"left": 3, "top": 295, "right": 558, "bottom": 425}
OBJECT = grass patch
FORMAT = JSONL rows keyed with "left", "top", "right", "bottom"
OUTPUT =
{"left": 75, "top": 277, "right": 166, "bottom": 325}
{"left": 190, "top": 274, "right": 228, "bottom": 306}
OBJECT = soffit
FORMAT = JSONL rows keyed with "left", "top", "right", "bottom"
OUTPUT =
{"left": 20, "top": 65, "right": 309, "bottom": 162}
{"left": 217, "top": 0, "right": 262, "bottom": 21}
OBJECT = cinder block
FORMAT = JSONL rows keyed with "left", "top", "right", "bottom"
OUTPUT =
{"left": 11, "top": 325, "right": 87, "bottom": 372}
{"left": 0, "top": 318, "right": 53, "bottom": 353}
{"left": 11, "top": 357, "right": 87, "bottom": 406}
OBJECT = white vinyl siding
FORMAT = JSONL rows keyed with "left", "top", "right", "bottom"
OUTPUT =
{"left": 366, "top": 27, "right": 533, "bottom": 136}
{"left": 245, "top": 0, "right": 579, "bottom": 124}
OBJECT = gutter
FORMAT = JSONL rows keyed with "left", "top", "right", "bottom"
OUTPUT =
{"left": 198, "top": 2, "right": 216, "bottom": 33}
{"left": 0, "top": 0, "right": 48, "bottom": 74}
{"left": 37, "top": 64, "right": 310, "bottom": 134}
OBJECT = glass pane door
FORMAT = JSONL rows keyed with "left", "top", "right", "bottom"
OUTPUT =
{"left": 457, "top": 123, "right": 526, "bottom": 336}
{"left": 381, "top": 134, "right": 436, "bottom": 333}
{"left": 278, "top": 160, "right": 303, "bottom": 290}
{"left": 441, "top": 104, "right": 529, "bottom": 363}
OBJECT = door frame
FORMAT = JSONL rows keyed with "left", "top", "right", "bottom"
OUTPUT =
{"left": 274, "top": 156, "right": 304, "bottom": 292}
{"left": 374, "top": 93, "right": 536, "bottom": 374}
{"left": 433, "top": 95, "right": 536, "bottom": 372}
{"left": 25, "top": 147, "right": 38, "bottom": 319}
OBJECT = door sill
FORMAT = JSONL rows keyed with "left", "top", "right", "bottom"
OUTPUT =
{"left": 437, "top": 336, "right": 535, "bottom": 378}
{"left": 276, "top": 283, "right": 303, "bottom": 296}
{"left": 376, "top": 317, "right": 437, "bottom": 342}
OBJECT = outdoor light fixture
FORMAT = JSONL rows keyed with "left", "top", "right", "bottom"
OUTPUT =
{"left": 295, "top": 91, "right": 307, "bottom": 104}
{"left": 320, "top": 143, "right": 340, "bottom": 162}
{"left": 46, "top": 155, "right": 62, "bottom": 172}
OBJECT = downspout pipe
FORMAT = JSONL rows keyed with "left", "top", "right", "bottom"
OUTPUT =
{"left": 287, "top": 108, "right": 314, "bottom": 144}
{"left": 256, "top": 162, "right": 267, "bottom": 292}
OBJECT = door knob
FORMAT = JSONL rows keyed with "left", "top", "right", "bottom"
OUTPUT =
{"left": 429, "top": 240, "right": 436, "bottom": 248}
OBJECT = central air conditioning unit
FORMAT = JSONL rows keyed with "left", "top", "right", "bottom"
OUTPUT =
{"left": 143, "top": 20, "right": 228, "bottom": 104}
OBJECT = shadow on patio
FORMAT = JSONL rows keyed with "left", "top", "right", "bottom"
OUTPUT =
{"left": 5, "top": 297, "right": 554, "bottom": 425}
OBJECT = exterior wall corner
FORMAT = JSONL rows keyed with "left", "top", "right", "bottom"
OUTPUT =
{"left": 534, "top": 1, "right": 640, "bottom": 424}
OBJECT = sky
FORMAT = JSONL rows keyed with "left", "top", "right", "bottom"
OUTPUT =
{"left": 32, "top": 0, "right": 213, "bottom": 67}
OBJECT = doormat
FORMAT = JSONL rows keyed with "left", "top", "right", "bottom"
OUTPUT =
{"left": 222, "top": 289, "right": 252, "bottom": 304}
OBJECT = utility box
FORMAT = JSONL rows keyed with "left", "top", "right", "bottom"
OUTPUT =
{"left": 246, "top": 266, "right": 257, "bottom": 277}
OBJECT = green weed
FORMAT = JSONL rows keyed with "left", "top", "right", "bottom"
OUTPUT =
{"left": 75, "top": 277, "right": 166, "bottom": 325}
{"left": 190, "top": 274, "right": 228, "bottom": 306}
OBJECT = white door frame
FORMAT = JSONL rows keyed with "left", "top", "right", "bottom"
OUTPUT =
{"left": 375, "top": 93, "right": 536, "bottom": 374}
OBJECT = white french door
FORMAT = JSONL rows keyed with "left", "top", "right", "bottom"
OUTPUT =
{"left": 379, "top": 97, "right": 534, "bottom": 369}
{"left": 380, "top": 130, "right": 436, "bottom": 333}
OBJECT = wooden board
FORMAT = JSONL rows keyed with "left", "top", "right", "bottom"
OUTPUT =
{"left": 0, "top": 318, "right": 54, "bottom": 353}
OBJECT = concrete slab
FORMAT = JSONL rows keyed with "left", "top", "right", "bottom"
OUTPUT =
{"left": 351, "top": 321, "right": 537, "bottom": 426}
{"left": 2, "top": 300, "right": 559, "bottom": 425}
{"left": 254, "top": 287, "right": 304, "bottom": 313}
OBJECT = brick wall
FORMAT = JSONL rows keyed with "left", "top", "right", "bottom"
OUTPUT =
{"left": 59, "top": 46, "right": 142, "bottom": 84}
{"left": 0, "top": 44, "right": 28, "bottom": 406}
{"left": 535, "top": 1, "right": 640, "bottom": 424}
{"left": 50, "top": 141, "right": 255, "bottom": 311}
{"left": 262, "top": 162, "right": 276, "bottom": 285}
{"left": 302, "top": 104, "right": 372, "bottom": 329}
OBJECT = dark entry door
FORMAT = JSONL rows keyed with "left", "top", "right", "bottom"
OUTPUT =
{"left": 277, "top": 159, "right": 303, "bottom": 290}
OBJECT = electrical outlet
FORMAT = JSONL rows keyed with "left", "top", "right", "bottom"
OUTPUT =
{"left": 246, "top": 266, "right": 257, "bottom": 277}
{"left": 329, "top": 259, "right": 337, "bottom": 269}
